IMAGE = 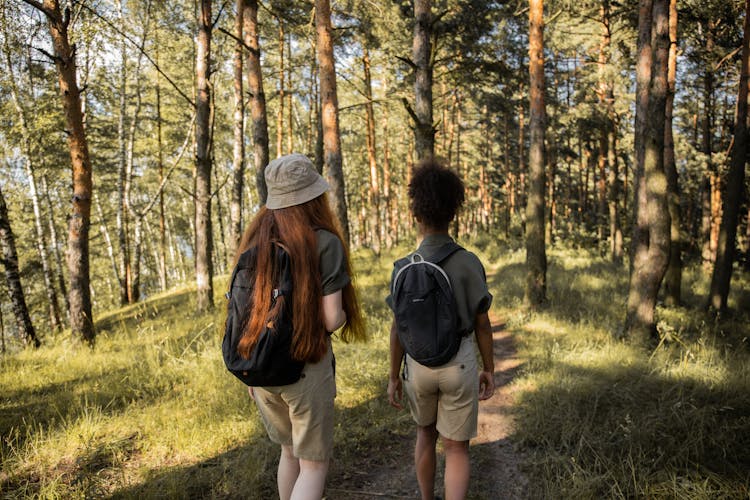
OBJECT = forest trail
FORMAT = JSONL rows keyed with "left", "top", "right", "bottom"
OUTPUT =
{"left": 327, "top": 313, "right": 528, "bottom": 499}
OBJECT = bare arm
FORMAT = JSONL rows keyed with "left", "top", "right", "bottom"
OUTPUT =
{"left": 474, "top": 311, "right": 495, "bottom": 400}
{"left": 387, "top": 319, "right": 404, "bottom": 408}
{"left": 322, "top": 290, "right": 346, "bottom": 332}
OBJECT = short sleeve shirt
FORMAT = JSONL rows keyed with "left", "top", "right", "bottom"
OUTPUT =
{"left": 316, "top": 229, "right": 350, "bottom": 295}
{"left": 387, "top": 233, "right": 492, "bottom": 335}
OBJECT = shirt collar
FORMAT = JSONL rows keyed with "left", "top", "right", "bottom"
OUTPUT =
{"left": 417, "top": 233, "right": 455, "bottom": 255}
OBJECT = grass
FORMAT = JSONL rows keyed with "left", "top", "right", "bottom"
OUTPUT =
{"left": 1, "top": 241, "right": 749, "bottom": 499}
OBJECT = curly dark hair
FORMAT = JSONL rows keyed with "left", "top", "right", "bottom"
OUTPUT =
{"left": 408, "top": 158, "right": 465, "bottom": 230}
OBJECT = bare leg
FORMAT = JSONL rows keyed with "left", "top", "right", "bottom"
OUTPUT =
{"left": 415, "top": 423, "right": 439, "bottom": 500}
{"left": 290, "top": 458, "right": 329, "bottom": 500}
{"left": 278, "top": 445, "right": 300, "bottom": 500}
{"left": 442, "top": 438, "right": 470, "bottom": 500}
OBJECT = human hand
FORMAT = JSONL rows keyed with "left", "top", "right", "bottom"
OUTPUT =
{"left": 387, "top": 377, "right": 403, "bottom": 409}
{"left": 247, "top": 386, "right": 255, "bottom": 399}
{"left": 478, "top": 371, "right": 495, "bottom": 401}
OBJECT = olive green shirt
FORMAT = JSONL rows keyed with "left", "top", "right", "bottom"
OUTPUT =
{"left": 387, "top": 234, "right": 493, "bottom": 335}
{"left": 316, "top": 229, "right": 350, "bottom": 295}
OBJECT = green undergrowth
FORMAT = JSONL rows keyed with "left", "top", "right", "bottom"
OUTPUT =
{"left": 498, "top": 246, "right": 750, "bottom": 499}
{"left": 1, "top": 241, "right": 749, "bottom": 499}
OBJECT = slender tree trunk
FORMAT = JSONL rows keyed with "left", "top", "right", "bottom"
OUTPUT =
{"left": 41, "top": 175, "right": 69, "bottom": 314}
{"left": 0, "top": 185, "right": 39, "bottom": 347}
{"left": 276, "top": 16, "right": 285, "bottom": 158}
{"left": 701, "top": 25, "right": 716, "bottom": 268}
{"left": 525, "top": 0, "right": 548, "bottom": 307}
{"left": 243, "top": 0, "right": 269, "bottom": 204}
{"left": 116, "top": 0, "right": 130, "bottom": 306}
{"left": 518, "top": 105, "right": 527, "bottom": 230}
{"left": 382, "top": 75, "right": 394, "bottom": 249}
{"left": 24, "top": 0, "right": 95, "bottom": 343}
{"left": 608, "top": 117, "right": 623, "bottom": 263}
{"left": 227, "top": 0, "right": 245, "bottom": 261}
{"left": 315, "top": 0, "right": 350, "bottom": 244}
{"left": 363, "top": 46, "right": 381, "bottom": 254}
{"left": 287, "top": 33, "right": 294, "bottom": 154}
{"left": 663, "top": 0, "right": 682, "bottom": 305}
{"left": 195, "top": 0, "right": 214, "bottom": 311}
{"left": 412, "top": 0, "right": 435, "bottom": 160}
{"left": 94, "top": 193, "right": 119, "bottom": 295}
{"left": 131, "top": 217, "right": 142, "bottom": 302}
{"left": 708, "top": 0, "right": 750, "bottom": 312}
{"left": 155, "top": 42, "right": 168, "bottom": 292}
{"left": 124, "top": 22, "right": 147, "bottom": 304}
{"left": 624, "top": 0, "right": 670, "bottom": 342}
{"left": 2, "top": 36, "right": 62, "bottom": 331}
{"left": 630, "top": 0, "right": 653, "bottom": 279}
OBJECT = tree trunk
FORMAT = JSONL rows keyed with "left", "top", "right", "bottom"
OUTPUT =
{"left": 363, "top": 46, "right": 381, "bottom": 254}
{"left": 25, "top": 0, "right": 95, "bottom": 343}
{"left": 708, "top": 0, "right": 750, "bottom": 312}
{"left": 663, "top": 0, "right": 682, "bottom": 305}
{"left": 0, "top": 184, "right": 39, "bottom": 347}
{"left": 630, "top": 0, "right": 653, "bottom": 279}
{"left": 228, "top": 0, "right": 244, "bottom": 261}
{"left": 116, "top": 0, "right": 131, "bottom": 306}
{"left": 624, "top": 0, "right": 670, "bottom": 342}
{"left": 94, "top": 193, "right": 120, "bottom": 295}
{"left": 701, "top": 25, "right": 716, "bottom": 268}
{"left": 315, "top": 0, "right": 350, "bottom": 245}
{"left": 2, "top": 35, "right": 62, "bottom": 331}
{"left": 412, "top": 0, "right": 435, "bottom": 160}
{"left": 382, "top": 74, "right": 394, "bottom": 249}
{"left": 195, "top": 0, "right": 214, "bottom": 312}
{"left": 276, "top": 16, "right": 285, "bottom": 158}
{"left": 525, "top": 0, "right": 548, "bottom": 307}
{"left": 243, "top": 0, "right": 269, "bottom": 204}
{"left": 155, "top": 42, "right": 168, "bottom": 292}
{"left": 41, "top": 175, "right": 69, "bottom": 315}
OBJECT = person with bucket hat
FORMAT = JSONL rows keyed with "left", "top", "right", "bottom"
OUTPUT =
{"left": 235, "top": 153, "right": 366, "bottom": 500}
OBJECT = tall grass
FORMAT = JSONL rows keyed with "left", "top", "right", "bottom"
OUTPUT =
{"left": 1, "top": 242, "right": 748, "bottom": 499}
{"left": 500, "top": 247, "right": 750, "bottom": 499}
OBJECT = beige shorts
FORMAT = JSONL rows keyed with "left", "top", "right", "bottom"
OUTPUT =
{"left": 252, "top": 344, "right": 336, "bottom": 461}
{"left": 403, "top": 335, "right": 478, "bottom": 442}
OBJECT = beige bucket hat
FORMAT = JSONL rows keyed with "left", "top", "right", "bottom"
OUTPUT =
{"left": 264, "top": 153, "right": 330, "bottom": 209}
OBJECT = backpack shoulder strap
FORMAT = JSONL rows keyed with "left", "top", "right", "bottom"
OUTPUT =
{"left": 425, "top": 242, "right": 463, "bottom": 265}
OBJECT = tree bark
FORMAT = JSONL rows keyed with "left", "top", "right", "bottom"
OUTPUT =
{"left": 412, "top": 0, "right": 435, "bottom": 160}
{"left": 243, "top": 0, "right": 269, "bottom": 204}
{"left": 276, "top": 16, "right": 285, "bottom": 158}
{"left": 663, "top": 0, "right": 682, "bottom": 305}
{"left": 229, "top": 0, "right": 245, "bottom": 260}
{"left": 708, "top": 0, "right": 750, "bottom": 312}
{"left": 701, "top": 24, "right": 716, "bottom": 268}
{"left": 525, "top": 0, "right": 548, "bottom": 307}
{"left": 2, "top": 34, "right": 63, "bottom": 331}
{"left": 624, "top": 0, "right": 671, "bottom": 342}
{"left": 363, "top": 46, "right": 381, "bottom": 254}
{"left": 24, "top": 0, "right": 95, "bottom": 343}
{"left": 315, "top": 0, "right": 350, "bottom": 244}
{"left": 155, "top": 42, "right": 168, "bottom": 292}
{"left": 116, "top": 0, "right": 131, "bottom": 306}
{"left": 41, "top": 175, "right": 69, "bottom": 315}
{"left": 194, "top": 0, "right": 214, "bottom": 311}
{"left": 0, "top": 184, "right": 39, "bottom": 347}
{"left": 630, "top": 0, "right": 653, "bottom": 279}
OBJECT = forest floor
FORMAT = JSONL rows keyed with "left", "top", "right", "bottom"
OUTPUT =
{"left": 326, "top": 313, "right": 529, "bottom": 500}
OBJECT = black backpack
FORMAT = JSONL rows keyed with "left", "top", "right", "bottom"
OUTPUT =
{"left": 391, "top": 242, "right": 464, "bottom": 367}
{"left": 222, "top": 244, "right": 304, "bottom": 386}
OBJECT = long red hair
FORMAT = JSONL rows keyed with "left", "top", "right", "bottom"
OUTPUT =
{"left": 234, "top": 194, "right": 366, "bottom": 363}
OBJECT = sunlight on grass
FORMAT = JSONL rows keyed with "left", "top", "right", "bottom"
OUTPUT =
{"left": 2, "top": 242, "right": 748, "bottom": 498}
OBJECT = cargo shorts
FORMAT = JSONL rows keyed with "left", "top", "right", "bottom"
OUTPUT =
{"left": 252, "top": 343, "right": 336, "bottom": 461}
{"left": 403, "top": 335, "right": 478, "bottom": 442}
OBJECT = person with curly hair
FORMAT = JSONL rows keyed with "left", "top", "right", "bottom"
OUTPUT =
{"left": 387, "top": 158, "right": 495, "bottom": 500}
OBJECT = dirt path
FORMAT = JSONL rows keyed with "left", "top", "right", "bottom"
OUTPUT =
{"left": 327, "top": 315, "right": 527, "bottom": 499}
{"left": 472, "top": 318, "right": 529, "bottom": 499}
